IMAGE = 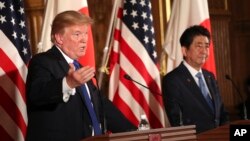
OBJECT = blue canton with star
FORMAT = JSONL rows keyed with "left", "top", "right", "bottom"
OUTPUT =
{"left": 122, "top": 0, "right": 157, "bottom": 62}
{"left": 0, "top": 0, "right": 31, "bottom": 64}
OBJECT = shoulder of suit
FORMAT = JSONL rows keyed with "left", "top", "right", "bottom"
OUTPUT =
{"left": 163, "top": 67, "right": 184, "bottom": 81}
{"left": 202, "top": 69, "right": 215, "bottom": 79}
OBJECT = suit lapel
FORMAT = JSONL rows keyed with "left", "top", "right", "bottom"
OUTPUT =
{"left": 51, "top": 46, "right": 91, "bottom": 112}
{"left": 86, "top": 81, "right": 100, "bottom": 118}
{"left": 50, "top": 46, "right": 69, "bottom": 74}
{"left": 204, "top": 73, "right": 215, "bottom": 99}
{"left": 52, "top": 46, "right": 101, "bottom": 121}
{"left": 204, "top": 71, "right": 217, "bottom": 114}
{"left": 80, "top": 81, "right": 101, "bottom": 121}
{"left": 179, "top": 63, "right": 204, "bottom": 100}
{"left": 74, "top": 63, "right": 100, "bottom": 120}
{"left": 179, "top": 63, "right": 214, "bottom": 113}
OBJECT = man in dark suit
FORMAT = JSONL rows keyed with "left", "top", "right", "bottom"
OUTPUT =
{"left": 162, "top": 25, "right": 229, "bottom": 133}
{"left": 26, "top": 11, "right": 136, "bottom": 141}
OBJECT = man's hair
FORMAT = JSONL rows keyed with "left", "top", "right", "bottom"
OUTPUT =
{"left": 179, "top": 25, "right": 211, "bottom": 49}
{"left": 51, "top": 10, "right": 93, "bottom": 43}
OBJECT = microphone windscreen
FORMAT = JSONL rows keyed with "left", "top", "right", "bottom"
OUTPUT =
{"left": 124, "top": 74, "right": 132, "bottom": 80}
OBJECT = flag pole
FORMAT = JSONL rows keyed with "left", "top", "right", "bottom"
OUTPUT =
{"left": 98, "top": 0, "right": 119, "bottom": 87}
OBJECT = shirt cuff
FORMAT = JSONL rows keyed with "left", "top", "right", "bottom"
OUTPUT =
{"left": 62, "top": 77, "right": 75, "bottom": 102}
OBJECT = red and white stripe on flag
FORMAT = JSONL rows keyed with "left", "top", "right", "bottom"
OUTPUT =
{"left": 163, "top": 0, "right": 216, "bottom": 76}
{"left": 0, "top": 33, "right": 28, "bottom": 141}
{"left": 109, "top": 0, "right": 167, "bottom": 128}
{"left": 0, "top": 1, "right": 32, "bottom": 140}
{"left": 38, "top": 0, "right": 95, "bottom": 69}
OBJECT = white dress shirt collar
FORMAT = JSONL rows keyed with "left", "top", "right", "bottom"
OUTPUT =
{"left": 56, "top": 46, "right": 73, "bottom": 64}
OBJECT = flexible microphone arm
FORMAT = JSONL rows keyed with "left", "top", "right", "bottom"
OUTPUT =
{"left": 124, "top": 74, "right": 151, "bottom": 90}
{"left": 124, "top": 74, "right": 162, "bottom": 96}
{"left": 225, "top": 74, "right": 248, "bottom": 120}
{"left": 124, "top": 74, "right": 185, "bottom": 125}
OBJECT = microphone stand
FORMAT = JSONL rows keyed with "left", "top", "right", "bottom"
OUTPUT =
{"left": 225, "top": 75, "right": 248, "bottom": 120}
{"left": 124, "top": 74, "right": 162, "bottom": 96}
{"left": 124, "top": 74, "right": 150, "bottom": 90}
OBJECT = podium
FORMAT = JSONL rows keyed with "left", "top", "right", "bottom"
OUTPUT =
{"left": 83, "top": 125, "right": 196, "bottom": 141}
{"left": 197, "top": 120, "right": 250, "bottom": 141}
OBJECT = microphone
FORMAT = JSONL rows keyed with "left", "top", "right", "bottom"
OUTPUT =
{"left": 225, "top": 74, "right": 248, "bottom": 120}
{"left": 123, "top": 74, "right": 162, "bottom": 96}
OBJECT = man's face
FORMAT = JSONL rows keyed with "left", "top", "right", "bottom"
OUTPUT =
{"left": 182, "top": 35, "right": 210, "bottom": 70}
{"left": 56, "top": 24, "right": 89, "bottom": 60}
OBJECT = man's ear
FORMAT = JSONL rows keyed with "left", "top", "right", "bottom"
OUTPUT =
{"left": 54, "top": 33, "right": 63, "bottom": 45}
{"left": 181, "top": 47, "right": 187, "bottom": 57}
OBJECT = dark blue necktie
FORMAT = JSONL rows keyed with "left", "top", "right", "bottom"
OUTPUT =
{"left": 196, "top": 72, "right": 214, "bottom": 111}
{"left": 73, "top": 60, "right": 102, "bottom": 135}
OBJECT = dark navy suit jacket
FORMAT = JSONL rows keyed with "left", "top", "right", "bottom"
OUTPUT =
{"left": 162, "top": 62, "right": 229, "bottom": 133}
{"left": 26, "top": 46, "right": 136, "bottom": 141}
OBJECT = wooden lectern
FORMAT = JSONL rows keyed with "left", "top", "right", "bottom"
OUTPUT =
{"left": 197, "top": 120, "right": 250, "bottom": 141}
{"left": 82, "top": 125, "right": 197, "bottom": 141}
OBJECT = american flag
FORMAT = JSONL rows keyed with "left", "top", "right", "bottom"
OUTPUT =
{"left": 0, "top": 0, "right": 31, "bottom": 141}
{"left": 109, "top": 0, "right": 167, "bottom": 128}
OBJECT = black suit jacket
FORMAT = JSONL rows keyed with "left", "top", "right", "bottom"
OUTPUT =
{"left": 26, "top": 46, "right": 136, "bottom": 141}
{"left": 162, "top": 62, "right": 229, "bottom": 133}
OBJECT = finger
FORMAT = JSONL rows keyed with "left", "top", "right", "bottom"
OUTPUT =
{"left": 79, "top": 67, "right": 95, "bottom": 83}
{"left": 81, "top": 73, "right": 95, "bottom": 83}
{"left": 68, "top": 63, "right": 75, "bottom": 73}
{"left": 77, "top": 66, "right": 95, "bottom": 75}
{"left": 66, "top": 63, "right": 81, "bottom": 88}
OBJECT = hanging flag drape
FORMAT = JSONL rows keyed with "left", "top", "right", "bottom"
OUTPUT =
{"left": 37, "top": 0, "right": 95, "bottom": 69}
{"left": 108, "top": 0, "right": 168, "bottom": 128}
{"left": 0, "top": 0, "right": 32, "bottom": 140}
{"left": 162, "top": 0, "right": 216, "bottom": 76}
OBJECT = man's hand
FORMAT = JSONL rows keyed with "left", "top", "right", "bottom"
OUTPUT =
{"left": 66, "top": 63, "right": 95, "bottom": 88}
